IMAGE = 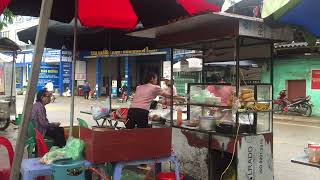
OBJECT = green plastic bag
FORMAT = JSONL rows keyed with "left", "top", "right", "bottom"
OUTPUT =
{"left": 41, "top": 137, "right": 85, "bottom": 164}
{"left": 120, "top": 170, "right": 143, "bottom": 180}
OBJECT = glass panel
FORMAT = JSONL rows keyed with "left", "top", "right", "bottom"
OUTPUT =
{"left": 257, "top": 85, "right": 272, "bottom": 101}
{"left": 189, "top": 84, "right": 234, "bottom": 106}
{"left": 257, "top": 112, "right": 271, "bottom": 133}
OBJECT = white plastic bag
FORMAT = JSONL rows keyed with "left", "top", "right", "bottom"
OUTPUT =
{"left": 91, "top": 97, "right": 110, "bottom": 120}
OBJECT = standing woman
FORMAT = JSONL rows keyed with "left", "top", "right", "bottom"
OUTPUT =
{"left": 126, "top": 72, "right": 171, "bottom": 129}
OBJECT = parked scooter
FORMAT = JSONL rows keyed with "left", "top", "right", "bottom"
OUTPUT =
{"left": 50, "top": 92, "right": 56, "bottom": 103}
{"left": 89, "top": 90, "right": 97, "bottom": 100}
{"left": 273, "top": 90, "right": 312, "bottom": 117}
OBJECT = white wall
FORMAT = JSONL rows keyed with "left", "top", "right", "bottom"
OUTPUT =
{"left": 0, "top": 16, "right": 39, "bottom": 47}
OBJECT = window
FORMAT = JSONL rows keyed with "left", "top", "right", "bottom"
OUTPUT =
{"left": 1, "top": 31, "right": 9, "bottom": 38}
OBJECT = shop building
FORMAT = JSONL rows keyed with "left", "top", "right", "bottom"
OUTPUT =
{"left": 79, "top": 48, "right": 170, "bottom": 97}
{"left": 274, "top": 42, "right": 320, "bottom": 116}
{"left": 15, "top": 49, "right": 73, "bottom": 95}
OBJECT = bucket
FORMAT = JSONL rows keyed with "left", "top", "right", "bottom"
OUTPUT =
{"left": 51, "top": 158, "right": 85, "bottom": 180}
{"left": 157, "top": 172, "right": 183, "bottom": 180}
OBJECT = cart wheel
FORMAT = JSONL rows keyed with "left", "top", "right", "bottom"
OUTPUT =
{"left": 0, "top": 118, "right": 10, "bottom": 131}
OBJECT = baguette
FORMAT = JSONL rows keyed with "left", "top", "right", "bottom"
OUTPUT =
{"left": 241, "top": 92, "right": 254, "bottom": 99}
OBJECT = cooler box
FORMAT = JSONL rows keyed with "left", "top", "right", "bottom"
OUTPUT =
{"left": 80, "top": 127, "right": 172, "bottom": 163}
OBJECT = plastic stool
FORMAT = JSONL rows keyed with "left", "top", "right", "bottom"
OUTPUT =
{"left": 20, "top": 158, "right": 92, "bottom": 180}
{"left": 20, "top": 158, "right": 52, "bottom": 180}
{"left": 112, "top": 153, "right": 180, "bottom": 180}
{"left": 0, "top": 136, "right": 14, "bottom": 180}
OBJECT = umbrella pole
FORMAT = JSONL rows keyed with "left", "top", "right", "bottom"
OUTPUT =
{"left": 9, "top": 52, "right": 16, "bottom": 105}
{"left": 69, "top": 0, "right": 78, "bottom": 137}
{"left": 9, "top": 0, "right": 53, "bottom": 179}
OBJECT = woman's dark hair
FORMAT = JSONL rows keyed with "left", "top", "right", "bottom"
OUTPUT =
{"left": 209, "top": 73, "right": 223, "bottom": 83}
{"left": 36, "top": 89, "right": 48, "bottom": 103}
{"left": 143, "top": 72, "right": 157, "bottom": 84}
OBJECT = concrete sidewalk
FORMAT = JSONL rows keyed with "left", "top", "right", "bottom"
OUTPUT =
{"left": 273, "top": 114, "right": 320, "bottom": 125}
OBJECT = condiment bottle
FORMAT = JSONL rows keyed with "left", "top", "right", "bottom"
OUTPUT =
{"left": 308, "top": 144, "right": 320, "bottom": 163}
{"left": 177, "top": 108, "right": 182, "bottom": 126}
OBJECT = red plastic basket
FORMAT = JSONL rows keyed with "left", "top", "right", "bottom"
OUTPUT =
{"left": 157, "top": 172, "right": 183, "bottom": 180}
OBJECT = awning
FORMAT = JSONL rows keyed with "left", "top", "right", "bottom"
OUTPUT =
{"left": 0, "top": 37, "right": 20, "bottom": 52}
{"left": 173, "top": 58, "right": 202, "bottom": 72}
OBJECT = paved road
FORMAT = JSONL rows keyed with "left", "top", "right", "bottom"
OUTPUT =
{"left": 1, "top": 95, "right": 319, "bottom": 179}
{"left": 273, "top": 119, "right": 320, "bottom": 180}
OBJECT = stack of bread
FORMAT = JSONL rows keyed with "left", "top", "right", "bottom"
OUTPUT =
{"left": 240, "top": 88, "right": 255, "bottom": 108}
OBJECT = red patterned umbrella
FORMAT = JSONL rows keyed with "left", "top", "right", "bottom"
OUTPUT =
{"left": 177, "top": 0, "right": 221, "bottom": 15}
{"left": 7, "top": 0, "right": 222, "bottom": 29}
{"left": 78, "top": 0, "right": 138, "bottom": 29}
{"left": 0, "top": 0, "right": 10, "bottom": 14}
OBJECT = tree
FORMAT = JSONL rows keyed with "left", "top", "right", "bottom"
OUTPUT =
{"left": 0, "top": 8, "right": 14, "bottom": 31}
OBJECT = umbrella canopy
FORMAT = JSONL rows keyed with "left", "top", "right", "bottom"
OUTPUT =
{"left": 0, "top": 0, "right": 10, "bottom": 14}
{"left": 17, "top": 20, "right": 155, "bottom": 51}
{"left": 262, "top": 0, "right": 320, "bottom": 37}
{"left": 8, "top": 0, "right": 222, "bottom": 28}
{"left": 222, "top": 0, "right": 262, "bottom": 17}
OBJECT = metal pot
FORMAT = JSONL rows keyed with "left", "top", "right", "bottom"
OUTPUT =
{"left": 199, "top": 116, "right": 216, "bottom": 131}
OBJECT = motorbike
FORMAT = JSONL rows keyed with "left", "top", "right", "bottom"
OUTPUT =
{"left": 89, "top": 90, "right": 97, "bottom": 100}
{"left": 273, "top": 90, "right": 313, "bottom": 117}
{"left": 51, "top": 92, "right": 56, "bottom": 103}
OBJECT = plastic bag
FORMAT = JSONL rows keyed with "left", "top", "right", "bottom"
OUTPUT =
{"left": 120, "top": 170, "right": 144, "bottom": 180}
{"left": 40, "top": 137, "right": 85, "bottom": 164}
{"left": 91, "top": 97, "right": 110, "bottom": 120}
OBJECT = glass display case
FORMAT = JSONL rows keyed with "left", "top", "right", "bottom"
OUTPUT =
{"left": 178, "top": 83, "right": 272, "bottom": 134}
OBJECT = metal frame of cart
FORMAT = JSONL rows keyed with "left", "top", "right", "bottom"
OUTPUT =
{"left": 129, "top": 12, "right": 293, "bottom": 180}
{"left": 0, "top": 38, "right": 20, "bottom": 131}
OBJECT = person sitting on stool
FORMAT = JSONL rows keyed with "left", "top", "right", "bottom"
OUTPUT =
{"left": 32, "top": 89, "right": 66, "bottom": 147}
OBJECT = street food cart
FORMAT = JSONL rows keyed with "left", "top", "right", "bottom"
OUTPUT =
{"left": 0, "top": 38, "right": 19, "bottom": 130}
{"left": 129, "top": 12, "right": 293, "bottom": 180}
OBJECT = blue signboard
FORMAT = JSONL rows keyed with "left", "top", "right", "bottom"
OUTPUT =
{"left": 28, "top": 63, "right": 60, "bottom": 92}
{"left": 60, "top": 62, "right": 72, "bottom": 94}
{"left": 59, "top": 50, "right": 72, "bottom": 95}
{"left": 43, "top": 50, "right": 61, "bottom": 63}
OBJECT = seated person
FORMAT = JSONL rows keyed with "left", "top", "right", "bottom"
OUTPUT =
{"left": 32, "top": 89, "right": 66, "bottom": 147}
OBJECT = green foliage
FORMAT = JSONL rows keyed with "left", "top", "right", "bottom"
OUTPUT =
{"left": 0, "top": 8, "right": 14, "bottom": 31}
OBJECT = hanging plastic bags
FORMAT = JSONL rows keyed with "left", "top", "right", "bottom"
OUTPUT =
{"left": 40, "top": 137, "right": 85, "bottom": 165}
{"left": 91, "top": 97, "right": 111, "bottom": 120}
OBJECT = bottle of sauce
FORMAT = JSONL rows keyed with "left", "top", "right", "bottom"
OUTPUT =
{"left": 177, "top": 107, "right": 182, "bottom": 126}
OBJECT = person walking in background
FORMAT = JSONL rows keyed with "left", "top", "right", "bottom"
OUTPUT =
{"left": 83, "top": 82, "right": 91, "bottom": 100}
{"left": 45, "top": 80, "right": 54, "bottom": 96}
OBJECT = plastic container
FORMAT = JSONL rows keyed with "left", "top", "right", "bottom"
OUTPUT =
{"left": 157, "top": 172, "right": 183, "bottom": 180}
{"left": 308, "top": 144, "right": 320, "bottom": 163}
{"left": 51, "top": 158, "right": 85, "bottom": 180}
{"left": 199, "top": 116, "right": 216, "bottom": 131}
